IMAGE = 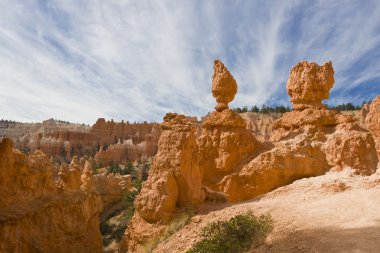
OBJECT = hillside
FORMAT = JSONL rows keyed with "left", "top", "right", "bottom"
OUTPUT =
{"left": 153, "top": 169, "right": 380, "bottom": 252}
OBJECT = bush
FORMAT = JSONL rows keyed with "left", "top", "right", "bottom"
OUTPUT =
{"left": 121, "top": 178, "right": 143, "bottom": 224}
{"left": 187, "top": 212, "right": 273, "bottom": 253}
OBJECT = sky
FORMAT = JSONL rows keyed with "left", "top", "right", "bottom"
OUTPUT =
{"left": 0, "top": 0, "right": 380, "bottom": 124}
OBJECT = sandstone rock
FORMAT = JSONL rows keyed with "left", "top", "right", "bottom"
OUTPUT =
{"left": 212, "top": 60, "right": 237, "bottom": 112}
{"left": 270, "top": 107, "right": 338, "bottom": 142}
{"left": 94, "top": 141, "right": 127, "bottom": 166}
{"left": 120, "top": 60, "right": 380, "bottom": 252}
{"left": 220, "top": 132, "right": 329, "bottom": 202}
{"left": 199, "top": 60, "right": 260, "bottom": 189}
{"left": 365, "top": 96, "right": 380, "bottom": 157}
{"left": 0, "top": 138, "right": 103, "bottom": 253}
{"left": 136, "top": 113, "right": 203, "bottom": 222}
{"left": 286, "top": 61, "right": 334, "bottom": 110}
{"left": 241, "top": 112, "right": 282, "bottom": 142}
{"left": 0, "top": 118, "right": 161, "bottom": 164}
{"left": 219, "top": 61, "right": 378, "bottom": 202}
{"left": 323, "top": 123, "right": 378, "bottom": 175}
{"left": 198, "top": 109, "right": 259, "bottom": 187}
{"left": 122, "top": 113, "right": 203, "bottom": 252}
{"left": 56, "top": 162, "right": 81, "bottom": 192}
{"left": 359, "top": 103, "right": 370, "bottom": 126}
{"left": 93, "top": 172, "right": 132, "bottom": 213}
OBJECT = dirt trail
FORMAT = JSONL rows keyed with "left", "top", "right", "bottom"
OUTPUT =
{"left": 153, "top": 169, "right": 380, "bottom": 253}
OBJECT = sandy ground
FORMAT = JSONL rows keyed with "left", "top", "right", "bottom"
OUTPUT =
{"left": 153, "top": 168, "right": 380, "bottom": 253}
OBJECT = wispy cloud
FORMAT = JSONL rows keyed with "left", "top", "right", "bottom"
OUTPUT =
{"left": 0, "top": 0, "right": 379, "bottom": 124}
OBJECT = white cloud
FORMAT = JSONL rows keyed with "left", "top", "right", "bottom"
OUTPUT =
{"left": 0, "top": 0, "right": 379, "bottom": 124}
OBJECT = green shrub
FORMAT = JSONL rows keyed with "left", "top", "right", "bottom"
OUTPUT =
{"left": 121, "top": 178, "right": 143, "bottom": 224}
{"left": 187, "top": 212, "right": 273, "bottom": 253}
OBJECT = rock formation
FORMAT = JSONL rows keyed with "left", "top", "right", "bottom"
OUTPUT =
{"left": 212, "top": 60, "right": 238, "bottom": 111}
{"left": 286, "top": 61, "right": 334, "bottom": 110}
{"left": 198, "top": 61, "right": 260, "bottom": 188}
{"left": 365, "top": 96, "right": 380, "bottom": 157}
{"left": 93, "top": 172, "right": 132, "bottom": 213}
{"left": 121, "top": 113, "right": 203, "bottom": 252}
{"left": 120, "top": 60, "right": 378, "bottom": 252}
{"left": 241, "top": 112, "right": 282, "bottom": 142}
{"left": 0, "top": 138, "right": 103, "bottom": 253}
{"left": 219, "top": 61, "right": 378, "bottom": 202}
{"left": 0, "top": 118, "right": 161, "bottom": 165}
{"left": 323, "top": 122, "right": 378, "bottom": 175}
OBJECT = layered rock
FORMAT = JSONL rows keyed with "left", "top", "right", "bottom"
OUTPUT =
{"left": 219, "top": 61, "right": 378, "bottom": 202}
{"left": 0, "top": 138, "right": 103, "bottom": 253}
{"left": 0, "top": 118, "right": 161, "bottom": 164}
{"left": 365, "top": 96, "right": 380, "bottom": 157}
{"left": 121, "top": 113, "right": 203, "bottom": 252}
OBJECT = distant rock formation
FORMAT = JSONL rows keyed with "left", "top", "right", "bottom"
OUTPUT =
{"left": 365, "top": 96, "right": 380, "bottom": 157}
{"left": 240, "top": 112, "right": 282, "bottom": 142}
{"left": 0, "top": 118, "right": 161, "bottom": 165}
{"left": 0, "top": 138, "right": 103, "bottom": 253}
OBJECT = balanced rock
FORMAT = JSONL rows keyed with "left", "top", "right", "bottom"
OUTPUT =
{"left": 212, "top": 60, "right": 237, "bottom": 111}
{"left": 199, "top": 60, "right": 259, "bottom": 189}
{"left": 287, "top": 61, "right": 334, "bottom": 110}
{"left": 219, "top": 61, "right": 378, "bottom": 202}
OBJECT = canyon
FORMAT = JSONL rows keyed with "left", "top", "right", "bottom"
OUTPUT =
{"left": 0, "top": 59, "right": 379, "bottom": 253}
{"left": 121, "top": 60, "right": 379, "bottom": 252}
{"left": 0, "top": 118, "right": 161, "bottom": 166}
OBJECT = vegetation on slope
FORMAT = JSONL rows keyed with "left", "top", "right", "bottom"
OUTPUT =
{"left": 187, "top": 212, "right": 273, "bottom": 253}
{"left": 100, "top": 161, "right": 148, "bottom": 251}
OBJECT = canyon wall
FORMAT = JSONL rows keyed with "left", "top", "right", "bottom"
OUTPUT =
{"left": 0, "top": 138, "right": 103, "bottom": 253}
{"left": 0, "top": 118, "right": 161, "bottom": 165}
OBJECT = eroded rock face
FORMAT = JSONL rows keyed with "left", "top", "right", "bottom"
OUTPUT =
{"left": 93, "top": 172, "right": 132, "bottom": 213}
{"left": 323, "top": 123, "right": 378, "bottom": 175}
{"left": 198, "top": 109, "right": 259, "bottom": 187}
{"left": 286, "top": 61, "right": 334, "bottom": 110}
{"left": 220, "top": 131, "right": 329, "bottom": 202}
{"left": 136, "top": 113, "right": 203, "bottom": 222}
{"left": 121, "top": 113, "right": 203, "bottom": 252}
{"left": 365, "top": 96, "right": 380, "bottom": 157}
{"left": 212, "top": 60, "right": 237, "bottom": 112}
{"left": 0, "top": 139, "right": 103, "bottom": 253}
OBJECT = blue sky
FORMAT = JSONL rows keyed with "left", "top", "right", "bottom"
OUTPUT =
{"left": 0, "top": 0, "right": 379, "bottom": 124}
